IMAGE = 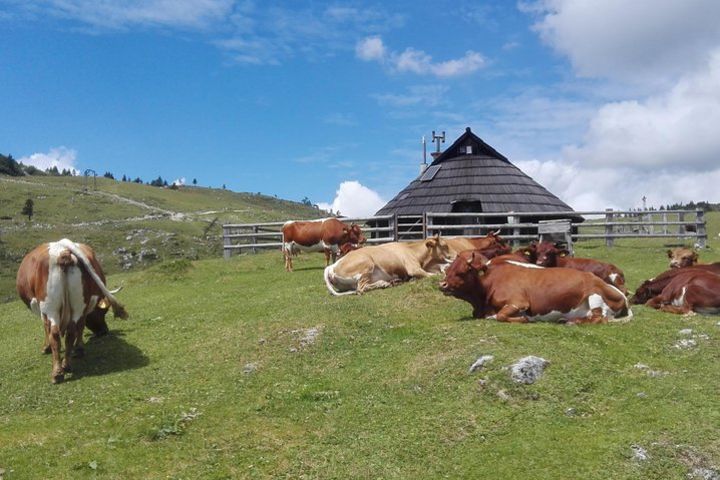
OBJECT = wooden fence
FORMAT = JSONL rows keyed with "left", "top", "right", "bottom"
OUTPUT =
{"left": 223, "top": 209, "right": 706, "bottom": 257}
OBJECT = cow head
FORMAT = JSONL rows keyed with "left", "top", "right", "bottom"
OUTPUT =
{"left": 420, "top": 234, "right": 451, "bottom": 271}
{"left": 535, "top": 241, "right": 567, "bottom": 267}
{"left": 514, "top": 241, "right": 538, "bottom": 263}
{"left": 342, "top": 223, "right": 367, "bottom": 246}
{"left": 85, "top": 298, "right": 111, "bottom": 336}
{"left": 439, "top": 250, "right": 489, "bottom": 318}
{"left": 629, "top": 280, "right": 654, "bottom": 305}
{"left": 667, "top": 247, "right": 698, "bottom": 268}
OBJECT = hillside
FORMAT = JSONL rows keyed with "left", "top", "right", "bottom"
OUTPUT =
{"left": 1, "top": 221, "right": 720, "bottom": 478}
{"left": 0, "top": 174, "right": 322, "bottom": 302}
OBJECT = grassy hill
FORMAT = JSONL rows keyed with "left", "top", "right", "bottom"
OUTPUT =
{"left": 0, "top": 174, "right": 322, "bottom": 302}
{"left": 0, "top": 206, "right": 719, "bottom": 478}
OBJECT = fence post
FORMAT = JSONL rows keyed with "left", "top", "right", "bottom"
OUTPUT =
{"left": 223, "top": 226, "right": 232, "bottom": 259}
{"left": 252, "top": 226, "right": 258, "bottom": 254}
{"left": 605, "top": 209, "right": 614, "bottom": 247}
{"left": 697, "top": 210, "right": 707, "bottom": 248}
{"left": 508, "top": 212, "right": 519, "bottom": 248}
{"left": 662, "top": 212, "right": 668, "bottom": 235}
{"left": 424, "top": 212, "right": 430, "bottom": 239}
{"left": 678, "top": 212, "right": 685, "bottom": 236}
{"left": 389, "top": 214, "right": 396, "bottom": 242}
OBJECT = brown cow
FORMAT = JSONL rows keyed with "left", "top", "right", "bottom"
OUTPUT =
{"left": 439, "top": 251, "right": 631, "bottom": 324}
{"left": 667, "top": 247, "right": 698, "bottom": 268}
{"left": 16, "top": 239, "right": 128, "bottom": 383}
{"left": 535, "top": 241, "right": 628, "bottom": 294}
{"left": 324, "top": 235, "right": 450, "bottom": 295}
{"left": 282, "top": 218, "right": 366, "bottom": 271}
{"left": 631, "top": 263, "right": 720, "bottom": 304}
{"left": 645, "top": 270, "right": 720, "bottom": 315}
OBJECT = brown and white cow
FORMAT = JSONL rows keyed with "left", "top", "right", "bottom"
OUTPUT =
{"left": 667, "top": 247, "right": 698, "bottom": 268}
{"left": 535, "top": 241, "right": 628, "bottom": 294}
{"left": 324, "top": 235, "right": 451, "bottom": 295}
{"left": 644, "top": 269, "right": 720, "bottom": 315}
{"left": 282, "top": 218, "right": 366, "bottom": 271}
{"left": 439, "top": 250, "right": 631, "bottom": 324}
{"left": 631, "top": 263, "right": 720, "bottom": 304}
{"left": 16, "top": 239, "right": 128, "bottom": 383}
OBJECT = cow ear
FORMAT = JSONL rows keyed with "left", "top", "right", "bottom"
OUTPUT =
{"left": 425, "top": 238, "right": 436, "bottom": 249}
{"left": 666, "top": 249, "right": 672, "bottom": 258}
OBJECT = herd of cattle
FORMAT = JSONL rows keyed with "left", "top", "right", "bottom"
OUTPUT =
{"left": 13, "top": 218, "right": 719, "bottom": 383}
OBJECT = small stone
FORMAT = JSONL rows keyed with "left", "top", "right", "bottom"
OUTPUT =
{"left": 496, "top": 389, "right": 511, "bottom": 401}
{"left": 565, "top": 407, "right": 576, "bottom": 416}
{"left": 243, "top": 363, "right": 257, "bottom": 374}
{"left": 679, "top": 328, "right": 694, "bottom": 336}
{"left": 469, "top": 355, "right": 494, "bottom": 373}
{"left": 631, "top": 444, "right": 649, "bottom": 461}
{"left": 689, "top": 467, "right": 720, "bottom": 480}
{"left": 637, "top": 392, "right": 647, "bottom": 398}
{"left": 674, "top": 339, "right": 698, "bottom": 349}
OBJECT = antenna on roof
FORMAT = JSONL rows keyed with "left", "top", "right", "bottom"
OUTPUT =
{"left": 431, "top": 130, "right": 445, "bottom": 159}
{"left": 420, "top": 135, "right": 428, "bottom": 174}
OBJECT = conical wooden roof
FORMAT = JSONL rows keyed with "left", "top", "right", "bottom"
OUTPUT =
{"left": 375, "top": 127, "right": 575, "bottom": 216}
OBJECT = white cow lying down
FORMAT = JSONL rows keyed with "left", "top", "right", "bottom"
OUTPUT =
{"left": 323, "top": 236, "right": 451, "bottom": 296}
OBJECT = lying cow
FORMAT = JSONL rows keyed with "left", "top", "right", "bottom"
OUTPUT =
{"left": 667, "top": 247, "right": 698, "bottom": 268}
{"left": 631, "top": 263, "right": 720, "bottom": 304}
{"left": 324, "top": 235, "right": 450, "bottom": 295}
{"left": 439, "top": 250, "right": 631, "bottom": 324}
{"left": 535, "top": 241, "right": 627, "bottom": 294}
{"left": 16, "top": 239, "right": 128, "bottom": 383}
{"left": 444, "top": 231, "right": 507, "bottom": 259}
{"left": 645, "top": 270, "right": 720, "bottom": 315}
{"left": 282, "top": 218, "right": 365, "bottom": 272}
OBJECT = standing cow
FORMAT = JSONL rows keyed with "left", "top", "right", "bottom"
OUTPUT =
{"left": 282, "top": 218, "right": 365, "bottom": 272}
{"left": 16, "top": 239, "right": 128, "bottom": 383}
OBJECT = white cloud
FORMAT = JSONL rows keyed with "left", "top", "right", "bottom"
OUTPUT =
{"left": 356, "top": 35, "right": 486, "bottom": 78}
{"left": 356, "top": 36, "right": 386, "bottom": 61}
{"left": 371, "top": 84, "right": 449, "bottom": 108}
{"left": 18, "top": 146, "right": 78, "bottom": 173}
{"left": 24, "top": 0, "right": 234, "bottom": 30}
{"left": 172, "top": 177, "right": 186, "bottom": 186}
{"left": 318, "top": 181, "right": 386, "bottom": 217}
{"left": 525, "top": 0, "right": 720, "bottom": 84}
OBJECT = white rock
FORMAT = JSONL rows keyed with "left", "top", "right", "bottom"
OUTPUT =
{"left": 631, "top": 444, "right": 649, "bottom": 461}
{"left": 469, "top": 355, "right": 494, "bottom": 373}
{"left": 679, "top": 329, "right": 694, "bottom": 336}
{"left": 510, "top": 356, "right": 549, "bottom": 384}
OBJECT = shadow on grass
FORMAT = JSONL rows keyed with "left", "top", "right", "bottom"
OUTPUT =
{"left": 291, "top": 266, "right": 326, "bottom": 272}
{"left": 69, "top": 330, "right": 149, "bottom": 380}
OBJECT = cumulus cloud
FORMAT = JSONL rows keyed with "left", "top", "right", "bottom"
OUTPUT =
{"left": 525, "top": 0, "right": 720, "bottom": 84}
{"left": 356, "top": 35, "right": 486, "bottom": 77}
{"left": 18, "top": 147, "right": 78, "bottom": 173}
{"left": 511, "top": 2, "right": 720, "bottom": 209}
{"left": 318, "top": 181, "right": 386, "bottom": 217}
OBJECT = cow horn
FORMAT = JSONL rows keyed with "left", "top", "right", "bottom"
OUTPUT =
{"left": 108, "top": 286, "right": 123, "bottom": 294}
{"left": 467, "top": 252, "right": 475, "bottom": 265}
{"left": 492, "top": 229, "right": 501, "bottom": 235}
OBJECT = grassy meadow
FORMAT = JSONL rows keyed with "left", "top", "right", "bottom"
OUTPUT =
{"left": 1, "top": 179, "right": 719, "bottom": 478}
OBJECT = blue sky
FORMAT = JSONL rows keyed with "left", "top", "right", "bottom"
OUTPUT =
{"left": 2, "top": 1, "right": 720, "bottom": 216}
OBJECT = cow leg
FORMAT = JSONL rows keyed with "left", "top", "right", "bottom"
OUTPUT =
{"left": 284, "top": 247, "right": 293, "bottom": 272}
{"left": 659, "top": 304, "right": 692, "bottom": 315}
{"left": 644, "top": 296, "right": 663, "bottom": 310}
{"left": 73, "top": 317, "right": 86, "bottom": 358}
{"left": 46, "top": 316, "right": 64, "bottom": 384}
{"left": 62, "top": 322, "right": 77, "bottom": 374}
{"left": 41, "top": 317, "right": 52, "bottom": 354}
{"left": 324, "top": 248, "right": 332, "bottom": 266}
{"left": 573, "top": 307, "right": 608, "bottom": 325}
{"left": 495, "top": 304, "right": 529, "bottom": 323}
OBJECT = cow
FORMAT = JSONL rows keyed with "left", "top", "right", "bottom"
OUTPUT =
{"left": 644, "top": 270, "right": 720, "bottom": 315}
{"left": 324, "top": 235, "right": 451, "bottom": 295}
{"left": 667, "top": 247, "right": 698, "bottom": 268}
{"left": 444, "top": 231, "right": 507, "bottom": 259}
{"left": 281, "top": 218, "right": 366, "bottom": 272}
{"left": 534, "top": 241, "right": 628, "bottom": 294}
{"left": 16, "top": 239, "right": 128, "bottom": 383}
{"left": 631, "top": 263, "right": 720, "bottom": 304}
{"left": 439, "top": 250, "right": 631, "bottom": 324}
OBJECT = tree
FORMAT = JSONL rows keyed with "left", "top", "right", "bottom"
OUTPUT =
{"left": 134, "top": 177, "right": 143, "bottom": 183}
{"left": 121, "top": 174, "right": 127, "bottom": 182}
{"left": 192, "top": 178, "right": 197, "bottom": 186}
{"left": 301, "top": 196, "right": 313, "bottom": 206}
{"left": 103, "top": 172, "right": 114, "bottom": 179}
{"left": 22, "top": 198, "right": 34, "bottom": 221}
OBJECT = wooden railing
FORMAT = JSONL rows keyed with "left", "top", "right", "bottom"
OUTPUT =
{"left": 223, "top": 209, "right": 706, "bottom": 257}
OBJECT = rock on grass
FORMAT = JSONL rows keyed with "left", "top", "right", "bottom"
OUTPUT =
{"left": 510, "top": 356, "right": 549, "bottom": 384}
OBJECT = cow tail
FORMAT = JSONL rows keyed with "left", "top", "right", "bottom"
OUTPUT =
{"left": 324, "top": 265, "right": 354, "bottom": 296}
{"left": 58, "top": 239, "right": 129, "bottom": 319}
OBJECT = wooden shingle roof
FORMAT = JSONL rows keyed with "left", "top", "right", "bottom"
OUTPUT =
{"left": 375, "top": 127, "right": 575, "bottom": 216}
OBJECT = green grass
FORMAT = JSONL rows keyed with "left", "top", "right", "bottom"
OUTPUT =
{"left": 0, "top": 174, "right": 321, "bottom": 302}
{"left": 1, "top": 215, "right": 720, "bottom": 479}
